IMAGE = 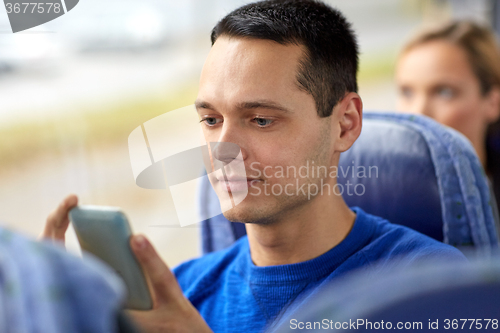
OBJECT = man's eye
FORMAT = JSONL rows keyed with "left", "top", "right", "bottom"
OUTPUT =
{"left": 436, "top": 87, "right": 455, "bottom": 99}
{"left": 253, "top": 118, "right": 273, "bottom": 127}
{"left": 201, "top": 117, "right": 222, "bottom": 126}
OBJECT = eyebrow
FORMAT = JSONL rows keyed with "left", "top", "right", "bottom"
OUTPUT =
{"left": 194, "top": 100, "right": 213, "bottom": 110}
{"left": 194, "top": 99, "right": 291, "bottom": 113}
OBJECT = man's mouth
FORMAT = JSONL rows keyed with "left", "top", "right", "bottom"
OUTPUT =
{"left": 216, "top": 175, "right": 262, "bottom": 192}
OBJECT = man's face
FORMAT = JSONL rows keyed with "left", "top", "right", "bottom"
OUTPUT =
{"left": 196, "top": 37, "right": 339, "bottom": 224}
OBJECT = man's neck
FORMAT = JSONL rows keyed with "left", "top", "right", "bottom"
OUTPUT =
{"left": 245, "top": 193, "right": 356, "bottom": 266}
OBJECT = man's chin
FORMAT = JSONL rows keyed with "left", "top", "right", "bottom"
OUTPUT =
{"left": 215, "top": 186, "right": 284, "bottom": 223}
{"left": 221, "top": 206, "right": 254, "bottom": 223}
{"left": 221, "top": 204, "right": 265, "bottom": 224}
{"left": 221, "top": 199, "right": 278, "bottom": 225}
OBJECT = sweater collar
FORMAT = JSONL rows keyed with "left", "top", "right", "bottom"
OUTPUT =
{"left": 235, "top": 207, "right": 375, "bottom": 283}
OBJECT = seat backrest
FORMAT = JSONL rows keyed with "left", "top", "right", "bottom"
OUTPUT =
{"left": 271, "top": 259, "right": 500, "bottom": 333}
{"left": 200, "top": 112, "right": 499, "bottom": 255}
{"left": 0, "top": 226, "right": 127, "bottom": 333}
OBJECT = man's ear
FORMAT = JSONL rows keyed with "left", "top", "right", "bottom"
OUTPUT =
{"left": 333, "top": 92, "right": 363, "bottom": 152}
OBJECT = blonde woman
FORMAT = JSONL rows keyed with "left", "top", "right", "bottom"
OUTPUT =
{"left": 396, "top": 21, "right": 500, "bottom": 210}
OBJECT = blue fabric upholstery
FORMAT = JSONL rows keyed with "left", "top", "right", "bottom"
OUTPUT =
{"left": 0, "top": 227, "right": 126, "bottom": 333}
{"left": 200, "top": 112, "right": 499, "bottom": 256}
{"left": 271, "top": 259, "right": 500, "bottom": 332}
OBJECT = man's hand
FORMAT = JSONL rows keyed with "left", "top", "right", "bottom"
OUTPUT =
{"left": 41, "top": 196, "right": 210, "bottom": 331}
{"left": 128, "top": 235, "right": 213, "bottom": 333}
{"left": 40, "top": 194, "right": 78, "bottom": 243}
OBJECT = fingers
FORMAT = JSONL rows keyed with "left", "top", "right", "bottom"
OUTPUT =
{"left": 130, "top": 234, "right": 184, "bottom": 306}
{"left": 127, "top": 237, "right": 213, "bottom": 332}
{"left": 125, "top": 310, "right": 163, "bottom": 332}
{"left": 41, "top": 194, "right": 78, "bottom": 242}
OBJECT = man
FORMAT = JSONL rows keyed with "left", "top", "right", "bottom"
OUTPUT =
{"left": 43, "top": 1, "right": 466, "bottom": 332}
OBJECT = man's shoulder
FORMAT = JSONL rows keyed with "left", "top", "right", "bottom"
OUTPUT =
{"left": 358, "top": 209, "right": 466, "bottom": 264}
{"left": 173, "top": 235, "right": 248, "bottom": 294}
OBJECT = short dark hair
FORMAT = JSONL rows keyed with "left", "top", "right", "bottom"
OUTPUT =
{"left": 211, "top": 0, "right": 358, "bottom": 117}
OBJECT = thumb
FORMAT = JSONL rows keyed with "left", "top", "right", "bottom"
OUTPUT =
{"left": 130, "top": 234, "right": 184, "bottom": 307}
{"left": 41, "top": 194, "right": 78, "bottom": 241}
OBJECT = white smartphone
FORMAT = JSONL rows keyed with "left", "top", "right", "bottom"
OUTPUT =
{"left": 69, "top": 205, "right": 153, "bottom": 310}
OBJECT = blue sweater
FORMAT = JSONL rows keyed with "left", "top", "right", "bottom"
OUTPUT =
{"left": 173, "top": 207, "right": 466, "bottom": 333}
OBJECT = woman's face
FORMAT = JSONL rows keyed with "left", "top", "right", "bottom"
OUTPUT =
{"left": 396, "top": 40, "right": 499, "bottom": 158}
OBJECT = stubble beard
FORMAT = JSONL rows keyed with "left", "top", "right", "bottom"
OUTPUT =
{"left": 223, "top": 122, "right": 332, "bottom": 225}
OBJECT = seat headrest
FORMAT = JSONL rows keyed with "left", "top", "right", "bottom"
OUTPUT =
{"left": 339, "top": 113, "right": 497, "bottom": 250}
{"left": 338, "top": 117, "right": 442, "bottom": 240}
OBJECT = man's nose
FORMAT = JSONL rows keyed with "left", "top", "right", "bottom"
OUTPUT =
{"left": 211, "top": 142, "right": 240, "bottom": 165}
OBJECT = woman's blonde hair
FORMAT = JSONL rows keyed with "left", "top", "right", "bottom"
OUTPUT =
{"left": 401, "top": 21, "right": 500, "bottom": 96}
